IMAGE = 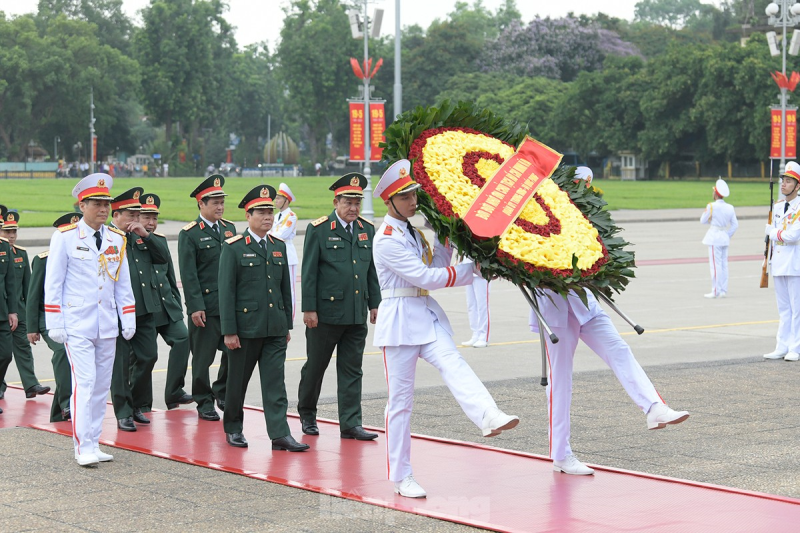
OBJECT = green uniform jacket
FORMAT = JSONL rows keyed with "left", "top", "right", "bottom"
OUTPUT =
{"left": 113, "top": 225, "right": 169, "bottom": 317}
{"left": 150, "top": 233, "right": 184, "bottom": 327}
{"left": 219, "top": 230, "right": 292, "bottom": 338}
{"left": 178, "top": 217, "right": 237, "bottom": 317}
{"left": 27, "top": 252, "right": 47, "bottom": 333}
{"left": 301, "top": 211, "right": 380, "bottom": 325}
{"left": 10, "top": 245, "right": 29, "bottom": 322}
{"left": 0, "top": 238, "right": 18, "bottom": 318}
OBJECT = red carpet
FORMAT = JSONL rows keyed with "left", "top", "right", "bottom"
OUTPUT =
{"left": 2, "top": 385, "right": 798, "bottom": 532}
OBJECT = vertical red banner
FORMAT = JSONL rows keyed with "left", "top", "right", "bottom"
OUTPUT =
{"left": 349, "top": 103, "right": 365, "bottom": 161}
{"left": 369, "top": 102, "right": 385, "bottom": 161}
{"left": 770, "top": 108, "right": 798, "bottom": 158}
{"left": 92, "top": 134, "right": 98, "bottom": 163}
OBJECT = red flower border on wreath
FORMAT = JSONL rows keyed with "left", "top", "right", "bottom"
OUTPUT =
{"left": 408, "top": 126, "right": 609, "bottom": 278}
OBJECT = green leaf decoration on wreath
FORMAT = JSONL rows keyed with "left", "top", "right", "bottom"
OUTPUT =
{"left": 380, "top": 100, "right": 636, "bottom": 300}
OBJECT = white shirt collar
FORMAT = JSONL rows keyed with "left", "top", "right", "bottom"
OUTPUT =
{"left": 335, "top": 213, "right": 352, "bottom": 231}
{"left": 199, "top": 215, "right": 218, "bottom": 228}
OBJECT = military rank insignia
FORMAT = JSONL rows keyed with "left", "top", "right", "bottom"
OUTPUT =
{"left": 225, "top": 231, "right": 233, "bottom": 238}
{"left": 14, "top": 257, "right": 23, "bottom": 263}
{"left": 383, "top": 226, "right": 393, "bottom": 235}
{"left": 104, "top": 246, "right": 119, "bottom": 255}
{"left": 358, "top": 233, "right": 368, "bottom": 241}
{"left": 272, "top": 251, "right": 283, "bottom": 257}
{"left": 136, "top": 238, "right": 144, "bottom": 244}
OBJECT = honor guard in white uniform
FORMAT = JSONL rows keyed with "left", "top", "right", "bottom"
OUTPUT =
{"left": 268, "top": 183, "right": 299, "bottom": 319}
{"left": 528, "top": 167, "right": 689, "bottom": 476}
{"left": 764, "top": 162, "right": 800, "bottom": 361}
{"left": 372, "top": 159, "right": 519, "bottom": 499}
{"left": 461, "top": 257, "right": 491, "bottom": 348}
{"left": 45, "top": 174, "right": 136, "bottom": 466}
{"left": 700, "top": 178, "right": 738, "bottom": 298}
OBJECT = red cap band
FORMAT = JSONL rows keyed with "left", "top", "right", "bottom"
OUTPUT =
{"left": 79, "top": 186, "right": 111, "bottom": 201}
{"left": 380, "top": 175, "right": 414, "bottom": 201}
{"left": 195, "top": 186, "right": 224, "bottom": 201}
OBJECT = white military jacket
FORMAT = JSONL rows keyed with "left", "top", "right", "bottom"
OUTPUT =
{"left": 528, "top": 288, "right": 604, "bottom": 332}
{"left": 700, "top": 199, "right": 738, "bottom": 246}
{"left": 269, "top": 207, "right": 298, "bottom": 265}
{"left": 44, "top": 219, "right": 136, "bottom": 339}
{"left": 769, "top": 196, "right": 800, "bottom": 277}
{"left": 373, "top": 214, "right": 475, "bottom": 347}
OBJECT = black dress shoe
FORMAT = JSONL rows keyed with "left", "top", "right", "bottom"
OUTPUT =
{"left": 117, "top": 417, "right": 137, "bottom": 432}
{"left": 226, "top": 432, "right": 248, "bottom": 448}
{"left": 216, "top": 398, "right": 226, "bottom": 411}
{"left": 166, "top": 393, "right": 194, "bottom": 410}
{"left": 301, "top": 419, "right": 319, "bottom": 435}
{"left": 0, "top": 389, "right": 4, "bottom": 399}
{"left": 272, "top": 435, "right": 310, "bottom": 452}
{"left": 0, "top": 406, "right": 3, "bottom": 414}
{"left": 62, "top": 408, "right": 71, "bottom": 421}
{"left": 341, "top": 426, "right": 379, "bottom": 441}
{"left": 25, "top": 384, "right": 51, "bottom": 398}
{"left": 198, "top": 410, "right": 220, "bottom": 421}
{"left": 132, "top": 408, "right": 150, "bottom": 424}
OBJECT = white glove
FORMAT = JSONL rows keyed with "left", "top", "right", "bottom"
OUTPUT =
{"left": 765, "top": 224, "right": 773, "bottom": 237}
{"left": 49, "top": 328, "right": 67, "bottom": 344}
{"left": 122, "top": 327, "right": 136, "bottom": 340}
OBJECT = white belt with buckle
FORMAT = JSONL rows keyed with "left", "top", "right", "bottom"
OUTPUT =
{"left": 380, "top": 287, "right": 429, "bottom": 298}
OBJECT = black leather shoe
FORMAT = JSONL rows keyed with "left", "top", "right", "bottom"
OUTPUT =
{"left": 272, "top": 435, "right": 310, "bottom": 452}
{"left": 198, "top": 410, "right": 220, "bottom": 421}
{"left": 341, "top": 426, "right": 379, "bottom": 441}
{"left": 117, "top": 417, "right": 137, "bottom": 432}
{"left": 166, "top": 393, "right": 194, "bottom": 410}
{"left": 25, "top": 384, "right": 51, "bottom": 398}
{"left": 132, "top": 408, "right": 150, "bottom": 424}
{"left": 62, "top": 408, "right": 71, "bottom": 421}
{"left": 0, "top": 406, "right": 4, "bottom": 414}
{"left": 216, "top": 398, "right": 226, "bottom": 411}
{"left": 226, "top": 432, "right": 248, "bottom": 448}
{"left": 0, "top": 389, "right": 4, "bottom": 399}
{"left": 301, "top": 419, "right": 319, "bottom": 435}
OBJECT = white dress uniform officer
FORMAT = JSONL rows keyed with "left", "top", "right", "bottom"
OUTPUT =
{"left": 45, "top": 174, "right": 136, "bottom": 466}
{"left": 528, "top": 167, "right": 689, "bottom": 476}
{"left": 700, "top": 178, "right": 738, "bottom": 298}
{"left": 372, "top": 159, "right": 519, "bottom": 499}
{"left": 462, "top": 258, "right": 491, "bottom": 348}
{"left": 764, "top": 162, "right": 800, "bottom": 361}
{"left": 268, "top": 183, "right": 298, "bottom": 319}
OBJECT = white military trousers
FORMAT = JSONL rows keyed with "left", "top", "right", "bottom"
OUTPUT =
{"left": 774, "top": 276, "right": 800, "bottom": 354}
{"left": 707, "top": 245, "right": 729, "bottom": 296}
{"left": 466, "top": 276, "right": 490, "bottom": 343}
{"left": 65, "top": 336, "right": 117, "bottom": 457}
{"left": 545, "top": 311, "right": 661, "bottom": 461}
{"left": 382, "top": 319, "right": 496, "bottom": 482}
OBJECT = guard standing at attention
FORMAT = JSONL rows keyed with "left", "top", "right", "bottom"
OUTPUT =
{"left": 700, "top": 178, "right": 738, "bottom": 299}
{"left": 297, "top": 173, "right": 381, "bottom": 441}
{"left": 27, "top": 213, "right": 81, "bottom": 422}
{"left": 138, "top": 193, "right": 193, "bottom": 409}
{"left": 219, "top": 185, "right": 308, "bottom": 451}
{"left": 0, "top": 211, "right": 50, "bottom": 399}
{"left": 0, "top": 204, "right": 18, "bottom": 416}
{"left": 109, "top": 187, "right": 169, "bottom": 431}
{"left": 45, "top": 174, "right": 135, "bottom": 466}
{"left": 179, "top": 175, "right": 237, "bottom": 421}
{"left": 268, "top": 183, "right": 299, "bottom": 320}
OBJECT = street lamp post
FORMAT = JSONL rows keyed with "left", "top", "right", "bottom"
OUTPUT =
{"left": 361, "top": 0, "right": 374, "bottom": 220}
{"left": 766, "top": 1, "right": 800, "bottom": 172}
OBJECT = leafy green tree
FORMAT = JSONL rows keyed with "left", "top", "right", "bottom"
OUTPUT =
{"left": 634, "top": 0, "right": 704, "bottom": 28}
{"left": 36, "top": 0, "right": 134, "bottom": 54}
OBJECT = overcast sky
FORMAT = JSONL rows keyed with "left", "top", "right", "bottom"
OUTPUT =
{"left": 4, "top": 1, "right": 720, "bottom": 48}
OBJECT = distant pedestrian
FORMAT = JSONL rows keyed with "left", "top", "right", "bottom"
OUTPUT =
{"left": 700, "top": 178, "right": 738, "bottom": 298}
{"left": 315, "top": 162, "right": 322, "bottom": 176}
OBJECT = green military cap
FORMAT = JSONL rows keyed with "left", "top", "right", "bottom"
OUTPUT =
{"left": 330, "top": 173, "right": 367, "bottom": 198}
{"left": 2, "top": 210, "right": 19, "bottom": 230}
{"left": 53, "top": 213, "right": 82, "bottom": 228}
{"left": 190, "top": 174, "right": 227, "bottom": 201}
{"left": 140, "top": 193, "right": 161, "bottom": 214}
{"left": 111, "top": 187, "right": 144, "bottom": 211}
{"left": 238, "top": 184, "right": 277, "bottom": 211}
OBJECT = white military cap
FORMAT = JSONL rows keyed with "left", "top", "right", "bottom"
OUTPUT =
{"left": 374, "top": 159, "right": 420, "bottom": 201}
{"left": 72, "top": 173, "right": 114, "bottom": 201}
{"left": 714, "top": 178, "right": 730, "bottom": 198}
{"left": 783, "top": 161, "right": 800, "bottom": 182}
{"left": 573, "top": 166, "right": 593, "bottom": 187}
{"left": 277, "top": 183, "right": 295, "bottom": 202}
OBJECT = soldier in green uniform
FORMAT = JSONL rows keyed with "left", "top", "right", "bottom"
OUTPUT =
{"left": 0, "top": 211, "right": 50, "bottom": 400}
{"left": 109, "top": 188, "right": 169, "bottom": 431}
{"left": 138, "top": 193, "right": 193, "bottom": 410}
{"left": 27, "top": 213, "right": 81, "bottom": 422}
{"left": 297, "top": 174, "right": 381, "bottom": 440}
{"left": 0, "top": 204, "right": 19, "bottom": 414}
{"left": 219, "top": 185, "right": 308, "bottom": 451}
{"left": 179, "top": 175, "right": 236, "bottom": 421}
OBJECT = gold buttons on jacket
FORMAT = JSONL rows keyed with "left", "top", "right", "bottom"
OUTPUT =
{"left": 355, "top": 290, "right": 359, "bottom": 294}
{"left": 141, "top": 283, "right": 145, "bottom": 287}
{"left": 243, "top": 308, "right": 248, "bottom": 313}
{"left": 205, "top": 289, "right": 210, "bottom": 294}
{"left": 352, "top": 260, "right": 356, "bottom": 264}
{"left": 355, "top": 275, "right": 358, "bottom": 279}
{"left": 269, "top": 303, "right": 273, "bottom": 307}
{"left": 330, "top": 297, "right": 335, "bottom": 301}
{"left": 249, "top": 262, "right": 253, "bottom": 266}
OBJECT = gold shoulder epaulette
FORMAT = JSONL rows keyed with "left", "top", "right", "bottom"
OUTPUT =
{"left": 182, "top": 221, "right": 197, "bottom": 231}
{"left": 13, "top": 244, "right": 26, "bottom": 251}
{"left": 358, "top": 216, "right": 374, "bottom": 226}
{"left": 37, "top": 251, "right": 49, "bottom": 259}
{"left": 270, "top": 234, "right": 284, "bottom": 242}
{"left": 311, "top": 215, "right": 329, "bottom": 227}
{"left": 225, "top": 234, "right": 243, "bottom": 244}
{"left": 152, "top": 232, "right": 165, "bottom": 237}
{"left": 108, "top": 226, "right": 126, "bottom": 237}
{"left": 221, "top": 218, "right": 234, "bottom": 226}
{"left": 0, "top": 236, "right": 7, "bottom": 242}
{"left": 59, "top": 224, "right": 77, "bottom": 233}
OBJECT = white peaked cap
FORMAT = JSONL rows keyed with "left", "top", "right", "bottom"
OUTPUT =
{"left": 714, "top": 178, "right": 730, "bottom": 198}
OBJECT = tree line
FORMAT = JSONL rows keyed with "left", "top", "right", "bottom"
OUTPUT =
{"left": 0, "top": 0, "right": 793, "bottom": 177}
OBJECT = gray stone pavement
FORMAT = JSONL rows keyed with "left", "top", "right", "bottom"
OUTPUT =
{"left": 3, "top": 206, "right": 799, "bottom": 531}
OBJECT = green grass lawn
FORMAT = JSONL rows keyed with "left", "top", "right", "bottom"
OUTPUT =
{"left": 1, "top": 175, "right": 774, "bottom": 226}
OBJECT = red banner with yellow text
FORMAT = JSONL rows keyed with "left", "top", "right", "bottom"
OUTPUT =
{"left": 349, "top": 103, "right": 365, "bottom": 161}
{"left": 771, "top": 108, "right": 797, "bottom": 159}
{"left": 369, "top": 102, "right": 385, "bottom": 161}
{"left": 463, "top": 137, "right": 563, "bottom": 239}
{"left": 349, "top": 102, "right": 384, "bottom": 162}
